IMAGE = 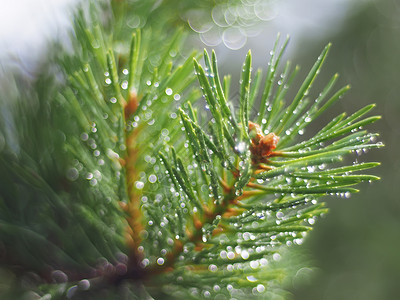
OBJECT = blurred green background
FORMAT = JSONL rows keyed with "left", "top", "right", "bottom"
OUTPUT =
{"left": 1, "top": 0, "right": 399, "bottom": 299}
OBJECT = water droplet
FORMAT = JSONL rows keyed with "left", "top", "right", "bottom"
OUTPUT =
{"left": 241, "top": 250, "right": 249, "bottom": 260}
{"left": 110, "top": 97, "right": 117, "bottom": 104}
{"left": 250, "top": 260, "right": 259, "bottom": 269}
{"left": 165, "top": 88, "right": 173, "bottom": 96}
{"left": 93, "top": 170, "right": 102, "bottom": 180}
{"left": 121, "top": 80, "right": 128, "bottom": 90}
{"left": 273, "top": 253, "right": 281, "bottom": 261}
{"left": 161, "top": 128, "right": 169, "bottom": 136}
{"left": 78, "top": 279, "right": 90, "bottom": 290}
{"left": 148, "top": 174, "right": 157, "bottom": 183}
{"left": 294, "top": 238, "right": 303, "bottom": 245}
{"left": 208, "top": 264, "right": 218, "bottom": 272}
{"left": 122, "top": 69, "right": 129, "bottom": 75}
{"left": 307, "top": 166, "right": 315, "bottom": 173}
{"left": 227, "top": 251, "right": 235, "bottom": 260}
{"left": 260, "top": 258, "right": 268, "bottom": 266}
{"left": 105, "top": 78, "right": 112, "bottom": 85}
{"left": 235, "top": 188, "right": 243, "bottom": 196}
{"left": 135, "top": 181, "right": 144, "bottom": 189}
{"left": 235, "top": 142, "right": 246, "bottom": 153}
{"left": 141, "top": 258, "right": 150, "bottom": 267}
{"left": 157, "top": 257, "right": 165, "bottom": 265}
{"left": 80, "top": 133, "right": 89, "bottom": 141}
{"left": 203, "top": 290, "right": 211, "bottom": 298}
{"left": 256, "top": 284, "right": 265, "bottom": 293}
{"left": 66, "top": 285, "right": 78, "bottom": 298}
{"left": 66, "top": 168, "right": 79, "bottom": 181}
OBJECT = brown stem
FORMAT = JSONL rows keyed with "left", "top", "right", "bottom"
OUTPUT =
{"left": 124, "top": 129, "right": 143, "bottom": 254}
{"left": 123, "top": 92, "right": 145, "bottom": 264}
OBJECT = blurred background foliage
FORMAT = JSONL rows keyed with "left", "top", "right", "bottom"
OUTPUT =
{"left": 0, "top": 0, "right": 399, "bottom": 299}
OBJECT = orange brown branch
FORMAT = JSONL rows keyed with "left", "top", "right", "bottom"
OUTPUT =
{"left": 124, "top": 90, "right": 139, "bottom": 120}
{"left": 124, "top": 125, "right": 143, "bottom": 257}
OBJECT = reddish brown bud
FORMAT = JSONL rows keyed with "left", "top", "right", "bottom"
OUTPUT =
{"left": 259, "top": 133, "right": 279, "bottom": 156}
{"left": 248, "top": 121, "right": 279, "bottom": 162}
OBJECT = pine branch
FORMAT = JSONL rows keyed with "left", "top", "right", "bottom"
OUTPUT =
{"left": 0, "top": 1, "right": 383, "bottom": 299}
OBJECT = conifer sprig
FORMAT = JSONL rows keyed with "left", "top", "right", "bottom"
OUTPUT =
{"left": 0, "top": 1, "right": 383, "bottom": 299}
